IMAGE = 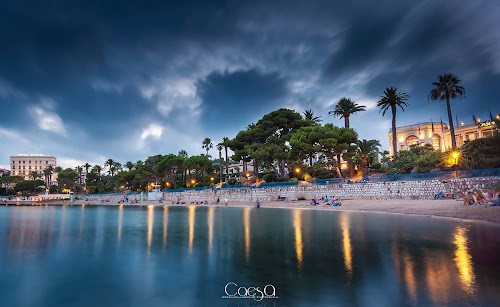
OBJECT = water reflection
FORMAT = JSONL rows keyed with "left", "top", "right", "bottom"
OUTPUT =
{"left": 163, "top": 206, "right": 168, "bottom": 249}
{"left": 117, "top": 205, "right": 123, "bottom": 246}
{"left": 402, "top": 249, "right": 417, "bottom": 304}
{"left": 188, "top": 206, "right": 195, "bottom": 255}
{"left": 243, "top": 207, "right": 251, "bottom": 263}
{"left": 79, "top": 205, "right": 85, "bottom": 241}
{"left": 453, "top": 226, "right": 475, "bottom": 294}
{"left": 425, "top": 252, "right": 451, "bottom": 304}
{"left": 208, "top": 206, "right": 214, "bottom": 254}
{"left": 147, "top": 205, "right": 154, "bottom": 256}
{"left": 339, "top": 213, "right": 352, "bottom": 278}
{"left": 292, "top": 209, "right": 303, "bottom": 271}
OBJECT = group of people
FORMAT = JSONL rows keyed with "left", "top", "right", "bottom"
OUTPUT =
{"left": 309, "top": 196, "right": 341, "bottom": 207}
{"left": 461, "top": 189, "right": 500, "bottom": 206}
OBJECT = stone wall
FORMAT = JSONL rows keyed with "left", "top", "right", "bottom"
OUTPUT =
{"left": 162, "top": 177, "right": 500, "bottom": 201}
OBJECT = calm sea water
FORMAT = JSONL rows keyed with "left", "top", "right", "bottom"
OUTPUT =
{"left": 0, "top": 205, "right": 499, "bottom": 307}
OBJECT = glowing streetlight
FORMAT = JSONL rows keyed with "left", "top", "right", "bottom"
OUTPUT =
{"left": 166, "top": 182, "right": 170, "bottom": 187}
{"left": 452, "top": 152, "right": 459, "bottom": 177}
{"left": 191, "top": 179, "right": 196, "bottom": 184}
{"left": 245, "top": 173, "right": 250, "bottom": 178}
{"left": 210, "top": 177, "right": 214, "bottom": 181}
{"left": 295, "top": 168, "right": 301, "bottom": 173}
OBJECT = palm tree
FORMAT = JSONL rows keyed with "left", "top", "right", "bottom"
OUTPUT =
{"left": 76, "top": 166, "right": 83, "bottom": 187}
{"left": 221, "top": 137, "right": 230, "bottom": 179}
{"left": 30, "top": 171, "right": 39, "bottom": 193}
{"left": 357, "top": 139, "right": 381, "bottom": 177}
{"left": 105, "top": 159, "right": 115, "bottom": 176}
{"left": 202, "top": 138, "right": 213, "bottom": 157}
{"left": 377, "top": 87, "right": 410, "bottom": 157}
{"left": 303, "top": 109, "right": 322, "bottom": 124}
{"left": 329, "top": 98, "right": 366, "bottom": 128}
{"left": 125, "top": 161, "right": 134, "bottom": 171}
{"left": 217, "top": 143, "right": 223, "bottom": 184}
{"left": 43, "top": 169, "right": 51, "bottom": 189}
{"left": 46, "top": 165, "right": 54, "bottom": 187}
{"left": 93, "top": 165, "right": 102, "bottom": 182}
{"left": 178, "top": 150, "right": 188, "bottom": 158}
{"left": 429, "top": 73, "right": 465, "bottom": 150}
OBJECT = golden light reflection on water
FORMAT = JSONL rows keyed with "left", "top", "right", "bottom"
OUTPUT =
{"left": 208, "top": 206, "right": 214, "bottom": 254}
{"left": 292, "top": 209, "right": 303, "bottom": 271}
{"left": 453, "top": 226, "right": 475, "bottom": 294}
{"left": 339, "top": 213, "right": 352, "bottom": 278}
{"left": 243, "top": 207, "right": 251, "bottom": 263}
{"left": 147, "top": 205, "right": 154, "bottom": 256}
{"left": 163, "top": 206, "right": 168, "bottom": 249}
{"left": 425, "top": 252, "right": 451, "bottom": 305}
{"left": 402, "top": 250, "right": 417, "bottom": 303}
{"left": 117, "top": 205, "right": 123, "bottom": 245}
{"left": 188, "top": 206, "right": 195, "bottom": 255}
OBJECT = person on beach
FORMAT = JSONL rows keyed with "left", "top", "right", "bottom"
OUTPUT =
{"left": 224, "top": 198, "right": 228, "bottom": 207}
{"left": 475, "top": 191, "right": 486, "bottom": 206}
{"left": 463, "top": 192, "right": 476, "bottom": 206}
{"left": 256, "top": 198, "right": 260, "bottom": 208}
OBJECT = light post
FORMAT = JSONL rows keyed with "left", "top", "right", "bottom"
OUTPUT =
{"left": 452, "top": 152, "right": 459, "bottom": 177}
{"left": 295, "top": 168, "right": 301, "bottom": 201}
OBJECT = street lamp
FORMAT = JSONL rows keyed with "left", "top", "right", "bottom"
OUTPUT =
{"left": 210, "top": 177, "right": 214, "bottom": 181}
{"left": 452, "top": 152, "right": 459, "bottom": 177}
{"left": 295, "top": 168, "right": 301, "bottom": 200}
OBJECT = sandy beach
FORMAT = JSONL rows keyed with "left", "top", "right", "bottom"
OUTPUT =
{"left": 5, "top": 198, "right": 500, "bottom": 225}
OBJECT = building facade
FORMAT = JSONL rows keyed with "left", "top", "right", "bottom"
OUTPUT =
{"left": 10, "top": 154, "right": 57, "bottom": 184}
{"left": 388, "top": 120, "right": 497, "bottom": 156}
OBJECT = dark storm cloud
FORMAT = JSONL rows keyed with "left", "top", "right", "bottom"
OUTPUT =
{"left": 196, "top": 69, "right": 288, "bottom": 130}
{"left": 0, "top": 0, "right": 498, "bottom": 167}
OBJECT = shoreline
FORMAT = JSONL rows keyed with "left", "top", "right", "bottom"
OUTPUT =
{"left": 2, "top": 198, "right": 500, "bottom": 226}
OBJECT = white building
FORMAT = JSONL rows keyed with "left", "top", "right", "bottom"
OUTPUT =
{"left": 10, "top": 154, "right": 57, "bottom": 184}
{"left": 387, "top": 120, "right": 497, "bottom": 156}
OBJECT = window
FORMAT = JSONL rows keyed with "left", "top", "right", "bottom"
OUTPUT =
{"left": 406, "top": 135, "right": 419, "bottom": 147}
{"left": 432, "top": 134, "right": 441, "bottom": 151}
{"left": 46, "top": 161, "right": 48, "bottom": 164}
{"left": 29, "top": 161, "right": 31, "bottom": 164}
{"left": 29, "top": 166, "right": 32, "bottom": 169}
{"left": 23, "top": 161, "right": 25, "bottom": 164}
{"left": 23, "top": 166, "right": 25, "bottom": 169}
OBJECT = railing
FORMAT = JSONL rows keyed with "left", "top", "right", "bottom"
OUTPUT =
{"left": 162, "top": 168, "right": 500, "bottom": 193}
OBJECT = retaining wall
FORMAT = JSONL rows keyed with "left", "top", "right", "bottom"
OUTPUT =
{"left": 162, "top": 177, "right": 500, "bottom": 201}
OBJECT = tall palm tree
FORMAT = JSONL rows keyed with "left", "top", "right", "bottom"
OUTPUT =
{"left": 76, "top": 166, "right": 83, "bottom": 187}
{"left": 125, "top": 161, "right": 134, "bottom": 171}
{"left": 357, "top": 139, "right": 381, "bottom": 177}
{"left": 178, "top": 150, "right": 188, "bottom": 158}
{"left": 303, "top": 109, "right": 322, "bottom": 124}
{"left": 429, "top": 73, "right": 465, "bottom": 150}
{"left": 43, "top": 169, "right": 51, "bottom": 189}
{"left": 30, "top": 171, "right": 39, "bottom": 193}
{"left": 221, "top": 137, "right": 230, "bottom": 179}
{"left": 329, "top": 98, "right": 366, "bottom": 128}
{"left": 46, "top": 165, "right": 54, "bottom": 187}
{"left": 105, "top": 159, "right": 115, "bottom": 176}
{"left": 377, "top": 87, "right": 410, "bottom": 157}
{"left": 202, "top": 138, "right": 213, "bottom": 157}
{"left": 93, "top": 165, "right": 102, "bottom": 182}
{"left": 217, "top": 143, "right": 223, "bottom": 184}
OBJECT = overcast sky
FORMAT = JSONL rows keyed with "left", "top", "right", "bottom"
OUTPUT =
{"left": 1, "top": 0, "right": 499, "bottom": 169}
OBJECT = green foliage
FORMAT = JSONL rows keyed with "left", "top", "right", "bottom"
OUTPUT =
{"left": 460, "top": 133, "right": 500, "bottom": 169}
{"left": 371, "top": 162, "right": 382, "bottom": 170}
{"left": 57, "top": 168, "right": 79, "bottom": 191}
{"left": 415, "top": 151, "right": 443, "bottom": 173}
{"left": 14, "top": 179, "right": 45, "bottom": 193}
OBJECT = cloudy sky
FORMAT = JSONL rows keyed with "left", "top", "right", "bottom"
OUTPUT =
{"left": 1, "top": 0, "right": 499, "bottom": 169}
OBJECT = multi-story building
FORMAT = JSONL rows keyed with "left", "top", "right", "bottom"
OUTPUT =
{"left": 388, "top": 120, "right": 497, "bottom": 156}
{"left": 10, "top": 154, "right": 57, "bottom": 184}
